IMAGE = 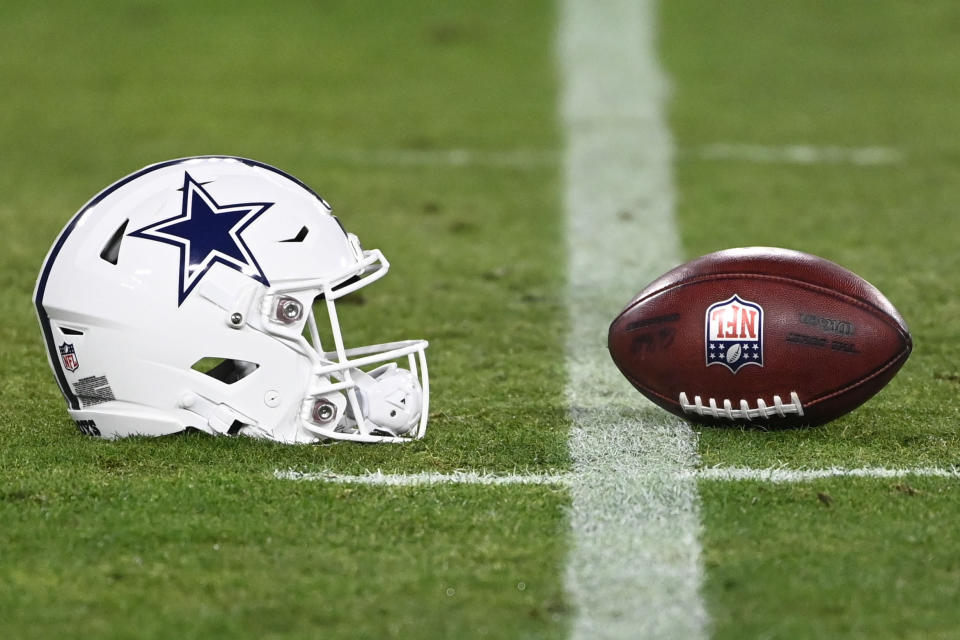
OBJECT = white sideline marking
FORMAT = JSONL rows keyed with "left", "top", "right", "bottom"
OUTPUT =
{"left": 690, "top": 143, "right": 903, "bottom": 166}
{"left": 276, "top": 466, "right": 960, "bottom": 486}
{"left": 559, "top": 1, "right": 707, "bottom": 638}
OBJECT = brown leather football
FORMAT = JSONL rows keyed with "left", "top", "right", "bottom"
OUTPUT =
{"left": 608, "top": 247, "right": 912, "bottom": 427}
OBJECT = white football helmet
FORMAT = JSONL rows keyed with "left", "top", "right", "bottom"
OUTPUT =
{"left": 33, "top": 156, "right": 429, "bottom": 443}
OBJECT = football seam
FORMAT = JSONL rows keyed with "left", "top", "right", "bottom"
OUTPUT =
{"left": 802, "top": 342, "right": 911, "bottom": 410}
{"left": 617, "top": 272, "right": 910, "bottom": 339}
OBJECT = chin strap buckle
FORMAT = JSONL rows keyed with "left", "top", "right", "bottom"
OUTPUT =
{"left": 179, "top": 392, "right": 255, "bottom": 435}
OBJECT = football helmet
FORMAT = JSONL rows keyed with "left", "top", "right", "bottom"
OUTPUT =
{"left": 33, "top": 156, "right": 429, "bottom": 443}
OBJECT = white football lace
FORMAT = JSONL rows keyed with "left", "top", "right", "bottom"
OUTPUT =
{"left": 678, "top": 391, "right": 804, "bottom": 421}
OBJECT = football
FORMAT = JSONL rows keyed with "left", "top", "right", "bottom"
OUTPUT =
{"left": 608, "top": 247, "right": 913, "bottom": 427}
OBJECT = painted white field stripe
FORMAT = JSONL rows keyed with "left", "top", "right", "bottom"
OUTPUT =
{"left": 307, "top": 144, "right": 902, "bottom": 168}
{"left": 276, "top": 467, "right": 960, "bottom": 486}
{"left": 559, "top": 1, "right": 707, "bottom": 639}
{"left": 696, "top": 466, "right": 960, "bottom": 482}
{"left": 314, "top": 147, "right": 556, "bottom": 169}
{"left": 690, "top": 143, "right": 903, "bottom": 166}
{"left": 275, "top": 469, "right": 570, "bottom": 486}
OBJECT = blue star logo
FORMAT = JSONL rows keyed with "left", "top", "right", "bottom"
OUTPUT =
{"left": 130, "top": 172, "right": 273, "bottom": 305}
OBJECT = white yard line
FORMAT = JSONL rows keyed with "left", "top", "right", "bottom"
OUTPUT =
{"left": 691, "top": 143, "right": 903, "bottom": 165}
{"left": 314, "top": 147, "right": 556, "bottom": 169}
{"left": 695, "top": 466, "right": 960, "bottom": 482}
{"left": 308, "top": 144, "right": 902, "bottom": 168}
{"left": 559, "top": 1, "right": 707, "bottom": 638}
{"left": 276, "top": 466, "right": 960, "bottom": 486}
{"left": 274, "top": 469, "right": 569, "bottom": 486}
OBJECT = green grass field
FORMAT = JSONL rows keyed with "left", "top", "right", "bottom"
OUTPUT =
{"left": 1, "top": 1, "right": 958, "bottom": 638}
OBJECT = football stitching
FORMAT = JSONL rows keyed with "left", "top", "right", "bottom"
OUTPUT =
{"left": 678, "top": 391, "right": 804, "bottom": 421}
{"left": 613, "top": 340, "right": 910, "bottom": 422}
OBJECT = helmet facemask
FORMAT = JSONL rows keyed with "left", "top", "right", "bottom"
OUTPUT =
{"left": 258, "top": 243, "right": 429, "bottom": 443}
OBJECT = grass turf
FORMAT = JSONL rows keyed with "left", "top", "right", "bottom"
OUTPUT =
{"left": 0, "top": 474, "right": 568, "bottom": 639}
{"left": 699, "top": 477, "right": 960, "bottom": 640}
{"left": 0, "top": 1, "right": 568, "bottom": 638}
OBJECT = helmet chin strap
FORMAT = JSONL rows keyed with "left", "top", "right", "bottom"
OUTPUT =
{"left": 178, "top": 391, "right": 256, "bottom": 436}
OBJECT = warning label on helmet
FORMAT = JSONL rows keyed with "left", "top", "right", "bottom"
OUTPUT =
{"left": 73, "top": 375, "right": 116, "bottom": 407}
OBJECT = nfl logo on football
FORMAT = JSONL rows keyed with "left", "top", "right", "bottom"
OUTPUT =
{"left": 59, "top": 342, "right": 79, "bottom": 372}
{"left": 705, "top": 295, "right": 763, "bottom": 373}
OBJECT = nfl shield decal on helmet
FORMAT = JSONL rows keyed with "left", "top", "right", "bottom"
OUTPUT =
{"left": 59, "top": 342, "right": 79, "bottom": 372}
{"left": 705, "top": 295, "right": 763, "bottom": 373}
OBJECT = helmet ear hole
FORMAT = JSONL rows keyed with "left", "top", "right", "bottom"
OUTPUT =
{"left": 191, "top": 358, "right": 259, "bottom": 384}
